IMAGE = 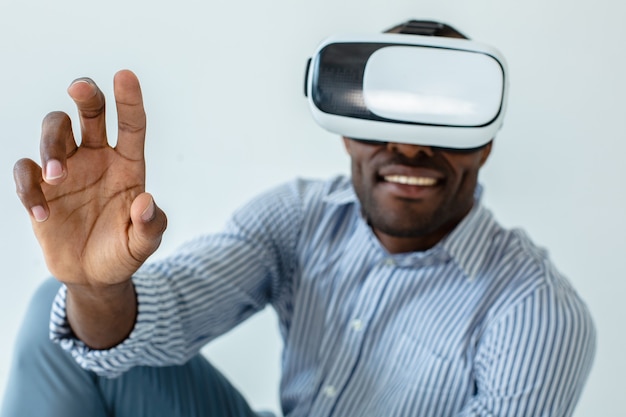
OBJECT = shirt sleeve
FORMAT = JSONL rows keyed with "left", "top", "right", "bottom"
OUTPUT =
{"left": 49, "top": 180, "right": 304, "bottom": 378}
{"left": 456, "top": 281, "right": 596, "bottom": 417}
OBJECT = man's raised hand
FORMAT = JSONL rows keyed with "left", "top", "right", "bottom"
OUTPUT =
{"left": 13, "top": 70, "right": 167, "bottom": 288}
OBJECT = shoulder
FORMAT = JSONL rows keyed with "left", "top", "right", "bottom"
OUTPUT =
{"left": 233, "top": 175, "right": 354, "bottom": 218}
{"left": 475, "top": 217, "right": 594, "bottom": 335}
{"left": 494, "top": 226, "right": 576, "bottom": 296}
{"left": 224, "top": 175, "right": 355, "bottom": 239}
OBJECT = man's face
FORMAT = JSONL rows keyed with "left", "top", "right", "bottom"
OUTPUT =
{"left": 343, "top": 138, "right": 492, "bottom": 253}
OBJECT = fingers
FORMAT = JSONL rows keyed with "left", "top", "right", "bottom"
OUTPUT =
{"left": 128, "top": 193, "right": 167, "bottom": 263}
{"left": 40, "top": 111, "right": 77, "bottom": 185}
{"left": 17, "top": 70, "right": 147, "bottom": 227}
{"left": 113, "top": 70, "right": 146, "bottom": 161}
{"left": 67, "top": 77, "right": 108, "bottom": 148}
{"left": 64, "top": 70, "right": 145, "bottom": 160}
{"left": 14, "top": 158, "right": 48, "bottom": 222}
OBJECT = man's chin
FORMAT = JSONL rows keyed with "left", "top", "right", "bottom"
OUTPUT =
{"left": 367, "top": 215, "right": 437, "bottom": 239}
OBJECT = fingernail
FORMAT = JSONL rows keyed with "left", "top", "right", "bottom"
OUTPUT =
{"left": 140, "top": 198, "right": 155, "bottom": 222}
{"left": 45, "top": 160, "right": 64, "bottom": 181}
{"left": 31, "top": 205, "right": 48, "bottom": 222}
{"left": 69, "top": 78, "right": 93, "bottom": 87}
{"left": 68, "top": 79, "right": 97, "bottom": 98}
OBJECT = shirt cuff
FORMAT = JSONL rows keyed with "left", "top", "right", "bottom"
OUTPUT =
{"left": 49, "top": 272, "right": 183, "bottom": 378}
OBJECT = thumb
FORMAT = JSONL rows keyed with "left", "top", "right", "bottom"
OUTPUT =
{"left": 129, "top": 192, "right": 167, "bottom": 263}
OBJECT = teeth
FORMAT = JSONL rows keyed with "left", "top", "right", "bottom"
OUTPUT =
{"left": 384, "top": 175, "right": 437, "bottom": 186}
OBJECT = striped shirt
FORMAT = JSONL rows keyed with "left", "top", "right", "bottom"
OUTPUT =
{"left": 51, "top": 176, "right": 596, "bottom": 417}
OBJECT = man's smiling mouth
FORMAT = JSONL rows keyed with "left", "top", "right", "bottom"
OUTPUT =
{"left": 383, "top": 175, "right": 438, "bottom": 186}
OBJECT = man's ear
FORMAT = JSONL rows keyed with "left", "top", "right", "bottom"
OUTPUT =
{"left": 479, "top": 141, "right": 493, "bottom": 167}
{"left": 342, "top": 136, "right": 352, "bottom": 153}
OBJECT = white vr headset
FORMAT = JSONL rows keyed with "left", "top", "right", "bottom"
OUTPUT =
{"left": 304, "top": 31, "right": 508, "bottom": 149}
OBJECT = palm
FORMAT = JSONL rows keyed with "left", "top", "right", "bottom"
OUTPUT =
{"left": 35, "top": 146, "right": 145, "bottom": 285}
{"left": 15, "top": 71, "right": 164, "bottom": 288}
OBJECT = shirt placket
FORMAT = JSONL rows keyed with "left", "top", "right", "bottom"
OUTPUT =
{"left": 310, "top": 256, "right": 398, "bottom": 416}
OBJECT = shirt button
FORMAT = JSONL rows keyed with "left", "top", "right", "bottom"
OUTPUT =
{"left": 384, "top": 258, "right": 395, "bottom": 266}
{"left": 323, "top": 385, "right": 337, "bottom": 398}
{"left": 350, "top": 319, "right": 364, "bottom": 331}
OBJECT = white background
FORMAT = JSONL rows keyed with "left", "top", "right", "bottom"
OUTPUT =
{"left": 0, "top": 0, "right": 624, "bottom": 415}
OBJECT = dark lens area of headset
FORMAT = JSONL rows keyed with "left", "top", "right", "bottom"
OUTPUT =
{"left": 353, "top": 138, "right": 388, "bottom": 146}
{"left": 351, "top": 138, "right": 489, "bottom": 153}
{"left": 430, "top": 144, "right": 490, "bottom": 153}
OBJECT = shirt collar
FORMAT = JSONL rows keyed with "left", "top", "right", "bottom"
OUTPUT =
{"left": 439, "top": 185, "right": 499, "bottom": 281}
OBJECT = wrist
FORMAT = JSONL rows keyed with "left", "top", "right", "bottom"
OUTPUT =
{"left": 65, "top": 279, "right": 138, "bottom": 350}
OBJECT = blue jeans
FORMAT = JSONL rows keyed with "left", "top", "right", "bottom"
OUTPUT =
{"left": 1, "top": 278, "right": 273, "bottom": 417}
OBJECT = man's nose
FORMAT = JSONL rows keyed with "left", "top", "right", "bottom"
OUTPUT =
{"left": 387, "top": 142, "right": 435, "bottom": 158}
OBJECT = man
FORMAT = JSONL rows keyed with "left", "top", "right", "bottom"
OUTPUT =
{"left": 3, "top": 20, "right": 595, "bottom": 417}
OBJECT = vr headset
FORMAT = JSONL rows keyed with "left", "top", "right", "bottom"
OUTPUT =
{"left": 304, "top": 23, "right": 508, "bottom": 149}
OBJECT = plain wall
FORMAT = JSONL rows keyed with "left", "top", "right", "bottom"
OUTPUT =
{"left": 1, "top": 0, "right": 624, "bottom": 415}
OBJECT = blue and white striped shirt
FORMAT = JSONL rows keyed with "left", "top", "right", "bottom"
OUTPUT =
{"left": 52, "top": 176, "right": 595, "bottom": 417}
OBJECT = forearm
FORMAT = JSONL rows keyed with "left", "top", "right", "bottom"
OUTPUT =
{"left": 65, "top": 280, "right": 137, "bottom": 350}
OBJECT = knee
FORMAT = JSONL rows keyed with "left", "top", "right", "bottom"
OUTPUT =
{"left": 2, "top": 279, "right": 107, "bottom": 417}
{"left": 11, "top": 278, "right": 63, "bottom": 363}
